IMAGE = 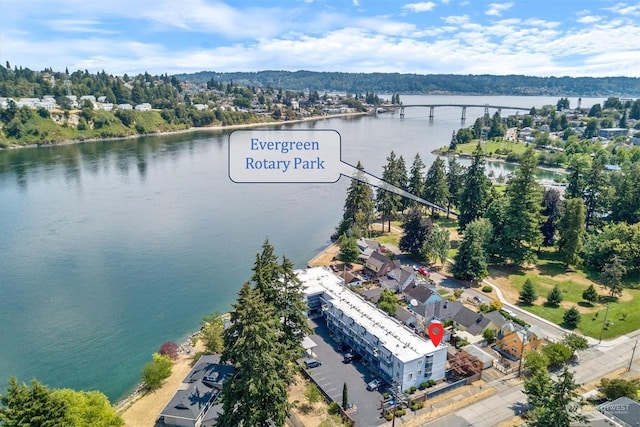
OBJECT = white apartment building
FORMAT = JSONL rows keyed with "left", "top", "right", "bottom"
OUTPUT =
{"left": 299, "top": 267, "right": 447, "bottom": 391}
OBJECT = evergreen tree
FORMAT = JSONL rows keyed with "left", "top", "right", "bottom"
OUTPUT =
{"left": 458, "top": 144, "right": 491, "bottom": 230}
{"left": 446, "top": 157, "right": 465, "bottom": 217}
{"left": 524, "top": 367, "right": 586, "bottom": 427}
{"left": 610, "top": 163, "right": 640, "bottom": 224}
{"left": 0, "top": 378, "right": 69, "bottom": 426}
{"left": 452, "top": 218, "right": 492, "bottom": 282}
{"left": 557, "top": 198, "right": 586, "bottom": 268}
{"left": 277, "top": 256, "right": 312, "bottom": 357}
{"left": 600, "top": 255, "right": 626, "bottom": 298}
{"left": 540, "top": 188, "right": 562, "bottom": 246}
{"left": 497, "top": 147, "right": 543, "bottom": 266}
{"left": 200, "top": 312, "right": 225, "bottom": 354}
{"left": 337, "top": 161, "right": 375, "bottom": 238}
{"left": 377, "top": 151, "right": 404, "bottom": 232}
{"left": 582, "top": 284, "right": 598, "bottom": 305}
{"left": 519, "top": 278, "right": 537, "bottom": 305}
{"left": 219, "top": 283, "right": 291, "bottom": 427}
{"left": 407, "top": 153, "right": 425, "bottom": 207}
{"left": 423, "top": 157, "right": 450, "bottom": 216}
{"left": 565, "top": 158, "right": 587, "bottom": 200}
{"left": 400, "top": 207, "right": 433, "bottom": 257}
{"left": 342, "top": 383, "right": 349, "bottom": 410}
{"left": 584, "top": 153, "right": 609, "bottom": 229}
{"left": 563, "top": 306, "right": 581, "bottom": 329}
{"left": 546, "top": 284, "right": 563, "bottom": 307}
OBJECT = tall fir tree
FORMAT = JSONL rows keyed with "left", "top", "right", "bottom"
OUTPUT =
{"left": 219, "top": 282, "right": 291, "bottom": 427}
{"left": 337, "top": 161, "right": 375, "bottom": 238}
{"left": 557, "top": 198, "right": 586, "bottom": 268}
{"left": 540, "top": 188, "right": 562, "bottom": 246}
{"left": 458, "top": 144, "right": 491, "bottom": 230}
{"left": 407, "top": 153, "right": 425, "bottom": 207}
{"left": 452, "top": 218, "right": 492, "bottom": 282}
{"left": 523, "top": 367, "right": 586, "bottom": 426}
{"left": 423, "top": 157, "right": 450, "bottom": 216}
{"left": 497, "top": 147, "right": 543, "bottom": 266}
{"left": 446, "top": 156, "right": 466, "bottom": 217}
{"left": 584, "top": 153, "right": 609, "bottom": 229}
{"left": 377, "top": 151, "right": 405, "bottom": 231}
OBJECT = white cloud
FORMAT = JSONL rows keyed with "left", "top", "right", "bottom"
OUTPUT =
{"left": 442, "top": 15, "right": 469, "bottom": 25}
{"left": 46, "top": 19, "right": 116, "bottom": 34}
{"left": 403, "top": 2, "right": 437, "bottom": 12}
{"left": 605, "top": 2, "right": 640, "bottom": 16}
{"left": 576, "top": 15, "right": 601, "bottom": 24}
{"left": 486, "top": 2, "right": 514, "bottom": 17}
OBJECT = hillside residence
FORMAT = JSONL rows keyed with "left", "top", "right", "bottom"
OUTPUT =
{"left": 495, "top": 324, "right": 543, "bottom": 360}
{"left": 356, "top": 238, "right": 380, "bottom": 261}
{"left": 598, "top": 128, "right": 629, "bottom": 139}
{"left": 300, "top": 267, "right": 447, "bottom": 391}
{"left": 158, "top": 354, "right": 234, "bottom": 427}
{"left": 135, "top": 103, "right": 152, "bottom": 111}
{"left": 364, "top": 251, "right": 396, "bottom": 278}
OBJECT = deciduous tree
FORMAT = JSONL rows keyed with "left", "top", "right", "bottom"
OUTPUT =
{"left": 141, "top": 353, "right": 172, "bottom": 391}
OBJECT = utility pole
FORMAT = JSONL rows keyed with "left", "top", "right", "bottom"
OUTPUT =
{"left": 598, "top": 304, "right": 610, "bottom": 345}
{"left": 628, "top": 339, "right": 638, "bottom": 372}
{"left": 391, "top": 380, "right": 399, "bottom": 427}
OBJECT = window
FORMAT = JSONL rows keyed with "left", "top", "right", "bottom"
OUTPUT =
{"left": 408, "top": 373, "right": 413, "bottom": 380}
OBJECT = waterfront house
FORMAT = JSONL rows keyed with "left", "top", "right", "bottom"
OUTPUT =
{"left": 158, "top": 354, "right": 234, "bottom": 427}
{"left": 364, "top": 250, "right": 396, "bottom": 278}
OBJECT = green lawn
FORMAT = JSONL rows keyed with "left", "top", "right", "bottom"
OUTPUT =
{"left": 454, "top": 139, "right": 529, "bottom": 156}
{"left": 494, "top": 252, "right": 640, "bottom": 339}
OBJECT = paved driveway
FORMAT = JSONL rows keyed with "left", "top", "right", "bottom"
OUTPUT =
{"left": 302, "top": 318, "right": 387, "bottom": 426}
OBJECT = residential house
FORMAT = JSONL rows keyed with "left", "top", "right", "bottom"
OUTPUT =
{"left": 360, "top": 287, "right": 383, "bottom": 304}
{"left": 598, "top": 128, "right": 629, "bottom": 139}
{"left": 135, "top": 103, "right": 152, "bottom": 111}
{"left": 380, "top": 265, "right": 417, "bottom": 292}
{"left": 356, "top": 238, "right": 380, "bottom": 261}
{"left": 403, "top": 283, "right": 442, "bottom": 306}
{"left": 495, "top": 324, "right": 543, "bottom": 360}
{"left": 414, "top": 300, "right": 464, "bottom": 325}
{"left": 118, "top": 103, "right": 133, "bottom": 110}
{"left": 158, "top": 354, "right": 234, "bottom": 427}
{"left": 364, "top": 251, "right": 396, "bottom": 278}
{"left": 597, "top": 396, "right": 640, "bottom": 427}
{"left": 452, "top": 307, "right": 493, "bottom": 336}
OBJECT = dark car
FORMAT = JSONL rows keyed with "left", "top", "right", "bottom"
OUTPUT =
{"left": 343, "top": 352, "right": 362, "bottom": 363}
{"left": 304, "top": 359, "right": 322, "bottom": 369}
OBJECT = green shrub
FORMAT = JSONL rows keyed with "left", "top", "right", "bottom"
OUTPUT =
{"left": 328, "top": 402, "right": 341, "bottom": 415}
{"left": 410, "top": 386, "right": 417, "bottom": 394}
{"left": 419, "top": 381, "right": 428, "bottom": 390}
{"left": 385, "top": 413, "right": 394, "bottom": 421}
{"left": 482, "top": 285, "right": 493, "bottom": 293}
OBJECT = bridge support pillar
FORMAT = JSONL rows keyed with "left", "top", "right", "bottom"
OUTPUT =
{"left": 484, "top": 105, "right": 490, "bottom": 120}
{"left": 429, "top": 106, "right": 435, "bottom": 119}
{"left": 400, "top": 106, "right": 405, "bottom": 118}
{"left": 461, "top": 107, "right": 466, "bottom": 121}
{"left": 497, "top": 108, "right": 502, "bottom": 117}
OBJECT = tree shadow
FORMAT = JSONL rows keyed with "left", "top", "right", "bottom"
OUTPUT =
{"left": 577, "top": 301, "right": 594, "bottom": 308}
{"left": 598, "top": 295, "right": 619, "bottom": 304}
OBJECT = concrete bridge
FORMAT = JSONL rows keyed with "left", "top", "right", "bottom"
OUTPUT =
{"left": 397, "top": 104, "right": 532, "bottom": 121}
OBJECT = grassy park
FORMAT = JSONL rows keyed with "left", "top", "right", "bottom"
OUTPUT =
{"left": 489, "top": 250, "right": 640, "bottom": 340}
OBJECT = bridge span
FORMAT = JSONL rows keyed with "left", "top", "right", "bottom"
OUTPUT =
{"left": 397, "top": 103, "right": 532, "bottom": 121}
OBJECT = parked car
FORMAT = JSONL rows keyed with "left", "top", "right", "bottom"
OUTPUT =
{"left": 367, "top": 378, "right": 384, "bottom": 391}
{"left": 343, "top": 352, "right": 362, "bottom": 363}
{"left": 473, "top": 296, "right": 485, "bottom": 304}
{"left": 304, "top": 359, "right": 322, "bottom": 369}
{"left": 417, "top": 267, "right": 430, "bottom": 277}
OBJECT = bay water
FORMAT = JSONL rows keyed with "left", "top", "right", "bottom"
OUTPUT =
{"left": 0, "top": 95, "right": 602, "bottom": 401}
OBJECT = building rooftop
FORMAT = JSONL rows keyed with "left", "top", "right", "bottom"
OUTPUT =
{"left": 159, "top": 355, "right": 234, "bottom": 424}
{"left": 299, "top": 266, "right": 438, "bottom": 363}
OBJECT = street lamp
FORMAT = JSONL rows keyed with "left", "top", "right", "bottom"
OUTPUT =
{"left": 598, "top": 304, "right": 610, "bottom": 345}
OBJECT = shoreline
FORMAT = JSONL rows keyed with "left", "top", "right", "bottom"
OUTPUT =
{"left": 0, "top": 111, "right": 368, "bottom": 151}
{"left": 433, "top": 148, "right": 571, "bottom": 175}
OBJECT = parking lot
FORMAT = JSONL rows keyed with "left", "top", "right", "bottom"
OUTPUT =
{"left": 301, "top": 318, "right": 388, "bottom": 426}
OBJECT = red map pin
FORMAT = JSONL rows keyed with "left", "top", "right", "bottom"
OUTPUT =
{"left": 427, "top": 323, "right": 444, "bottom": 347}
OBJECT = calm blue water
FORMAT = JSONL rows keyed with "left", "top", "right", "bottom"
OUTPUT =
{"left": 0, "top": 95, "right": 603, "bottom": 401}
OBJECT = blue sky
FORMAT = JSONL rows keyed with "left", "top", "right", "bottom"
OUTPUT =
{"left": 1, "top": 0, "right": 639, "bottom": 77}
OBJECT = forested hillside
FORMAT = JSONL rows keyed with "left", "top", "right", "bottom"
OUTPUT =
{"left": 176, "top": 71, "right": 640, "bottom": 97}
